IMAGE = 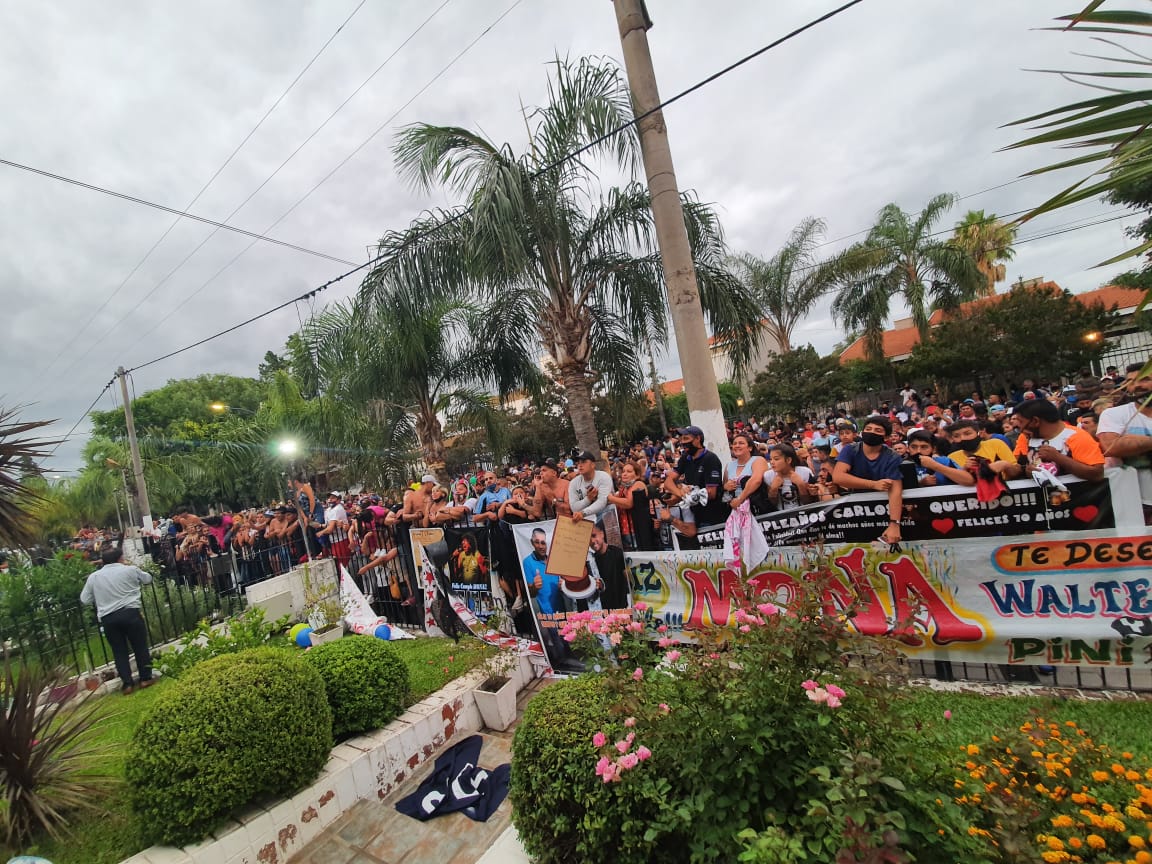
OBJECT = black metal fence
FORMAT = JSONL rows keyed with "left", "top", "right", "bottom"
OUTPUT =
{"left": 907, "top": 658, "right": 1152, "bottom": 693}
{"left": 1, "top": 575, "right": 244, "bottom": 676}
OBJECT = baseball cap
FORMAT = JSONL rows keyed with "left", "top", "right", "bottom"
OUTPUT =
{"left": 679, "top": 425, "right": 704, "bottom": 439}
{"left": 1066, "top": 395, "right": 1079, "bottom": 404}
{"left": 812, "top": 437, "right": 831, "bottom": 449}
{"left": 573, "top": 450, "right": 597, "bottom": 463}
{"left": 420, "top": 474, "right": 436, "bottom": 485}
{"left": 989, "top": 404, "right": 1006, "bottom": 414}
{"left": 963, "top": 398, "right": 975, "bottom": 404}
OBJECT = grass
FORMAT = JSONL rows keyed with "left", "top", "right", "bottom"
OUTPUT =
{"left": 14, "top": 635, "right": 492, "bottom": 864}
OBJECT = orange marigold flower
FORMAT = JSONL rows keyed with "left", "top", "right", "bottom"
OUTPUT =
{"left": 1138, "top": 851, "right": 1152, "bottom": 864}
{"left": 967, "top": 744, "right": 980, "bottom": 756}
{"left": 1086, "top": 834, "right": 1107, "bottom": 850}
{"left": 1068, "top": 836, "right": 1083, "bottom": 849}
{"left": 1132, "top": 835, "right": 1148, "bottom": 849}
{"left": 1129, "top": 771, "right": 1143, "bottom": 782}
{"left": 1052, "top": 815, "right": 1075, "bottom": 828}
{"left": 1048, "top": 836, "right": 1065, "bottom": 851}
{"left": 1094, "top": 771, "right": 1112, "bottom": 783}
{"left": 1124, "top": 752, "right": 1134, "bottom": 760}
{"left": 1114, "top": 763, "right": 1127, "bottom": 775}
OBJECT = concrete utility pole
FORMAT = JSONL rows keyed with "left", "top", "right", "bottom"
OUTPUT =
{"left": 117, "top": 367, "right": 153, "bottom": 537}
{"left": 613, "top": 0, "right": 730, "bottom": 462}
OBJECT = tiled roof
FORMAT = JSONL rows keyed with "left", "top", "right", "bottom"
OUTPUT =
{"left": 838, "top": 282, "right": 1146, "bottom": 363}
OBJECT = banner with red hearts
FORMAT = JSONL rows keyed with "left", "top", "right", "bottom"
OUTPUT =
{"left": 696, "top": 477, "right": 1116, "bottom": 550}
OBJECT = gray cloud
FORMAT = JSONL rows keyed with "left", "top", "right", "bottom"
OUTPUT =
{"left": 0, "top": 0, "right": 1138, "bottom": 473}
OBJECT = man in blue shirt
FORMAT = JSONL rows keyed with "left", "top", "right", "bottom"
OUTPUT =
{"left": 833, "top": 415, "right": 904, "bottom": 545}
{"left": 906, "top": 430, "right": 974, "bottom": 487}
{"left": 473, "top": 470, "right": 511, "bottom": 525}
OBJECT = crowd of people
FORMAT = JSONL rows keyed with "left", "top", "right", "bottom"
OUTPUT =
{"left": 141, "top": 359, "right": 1150, "bottom": 625}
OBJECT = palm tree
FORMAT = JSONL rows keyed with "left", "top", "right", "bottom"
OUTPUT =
{"left": 0, "top": 407, "right": 57, "bottom": 547}
{"left": 367, "top": 56, "right": 760, "bottom": 459}
{"left": 831, "top": 192, "right": 984, "bottom": 362}
{"left": 951, "top": 210, "right": 1016, "bottom": 296}
{"left": 303, "top": 291, "right": 539, "bottom": 484}
{"left": 730, "top": 216, "right": 855, "bottom": 354}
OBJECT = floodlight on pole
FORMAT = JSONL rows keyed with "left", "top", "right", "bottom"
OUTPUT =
{"left": 277, "top": 439, "right": 299, "bottom": 456}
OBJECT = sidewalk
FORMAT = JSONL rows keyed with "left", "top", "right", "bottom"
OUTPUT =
{"left": 292, "top": 679, "right": 552, "bottom": 864}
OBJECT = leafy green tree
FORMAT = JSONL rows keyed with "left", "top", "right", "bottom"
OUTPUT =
{"left": 303, "top": 292, "right": 538, "bottom": 484}
{"left": 832, "top": 193, "right": 984, "bottom": 361}
{"left": 730, "top": 217, "right": 856, "bottom": 353}
{"left": 367, "top": 56, "right": 761, "bottom": 459}
{"left": 904, "top": 282, "right": 1116, "bottom": 392}
{"left": 951, "top": 210, "right": 1016, "bottom": 296}
{"left": 90, "top": 374, "right": 265, "bottom": 439}
{"left": 747, "top": 349, "right": 846, "bottom": 421}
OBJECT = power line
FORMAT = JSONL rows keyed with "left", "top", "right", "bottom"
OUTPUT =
{"left": 55, "top": 0, "right": 875, "bottom": 440}
{"left": 0, "top": 158, "right": 358, "bottom": 266}
{"left": 21, "top": 0, "right": 370, "bottom": 394}
{"left": 126, "top": 0, "right": 526, "bottom": 348}
{"left": 48, "top": 378, "right": 116, "bottom": 457}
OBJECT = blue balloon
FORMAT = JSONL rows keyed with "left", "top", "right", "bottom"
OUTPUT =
{"left": 294, "top": 627, "right": 314, "bottom": 648}
{"left": 373, "top": 624, "right": 392, "bottom": 641}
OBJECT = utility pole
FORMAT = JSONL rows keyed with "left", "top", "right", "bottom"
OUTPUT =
{"left": 613, "top": 0, "right": 729, "bottom": 462}
{"left": 117, "top": 367, "right": 152, "bottom": 537}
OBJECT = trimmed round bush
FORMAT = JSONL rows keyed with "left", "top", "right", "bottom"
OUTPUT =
{"left": 510, "top": 676, "right": 620, "bottom": 864}
{"left": 304, "top": 635, "right": 409, "bottom": 737}
{"left": 126, "top": 647, "right": 333, "bottom": 846}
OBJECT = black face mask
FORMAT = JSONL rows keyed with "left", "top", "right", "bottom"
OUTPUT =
{"left": 860, "top": 431, "right": 885, "bottom": 448}
{"left": 681, "top": 442, "right": 699, "bottom": 456}
{"left": 956, "top": 438, "right": 981, "bottom": 453}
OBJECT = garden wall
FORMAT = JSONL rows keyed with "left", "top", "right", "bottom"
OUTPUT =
{"left": 117, "top": 653, "right": 536, "bottom": 864}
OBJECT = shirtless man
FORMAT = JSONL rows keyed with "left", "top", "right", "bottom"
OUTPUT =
{"left": 528, "top": 458, "right": 572, "bottom": 520}
{"left": 401, "top": 474, "right": 436, "bottom": 529}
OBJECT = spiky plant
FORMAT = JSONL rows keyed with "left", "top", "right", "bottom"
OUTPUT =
{"left": 0, "top": 649, "right": 114, "bottom": 847}
{"left": 0, "top": 408, "right": 58, "bottom": 549}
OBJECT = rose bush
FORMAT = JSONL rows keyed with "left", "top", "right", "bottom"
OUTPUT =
{"left": 511, "top": 556, "right": 982, "bottom": 863}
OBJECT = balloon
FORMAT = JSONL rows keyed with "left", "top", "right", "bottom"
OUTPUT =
{"left": 294, "top": 627, "right": 314, "bottom": 648}
{"left": 288, "top": 622, "right": 310, "bottom": 641}
{"left": 373, "top": 624, "right": 392, "bottom": 641}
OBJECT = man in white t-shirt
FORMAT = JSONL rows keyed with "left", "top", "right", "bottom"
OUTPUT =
{"left": 568, "top": 450, "right": 614, "bottom": 521}
{"left": 1098, "top": 360, "right": 1152, "bottom": 522}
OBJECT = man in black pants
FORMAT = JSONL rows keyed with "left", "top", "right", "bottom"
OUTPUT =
{"left": 80, "top": 546, "right": 154, "bottom": 694}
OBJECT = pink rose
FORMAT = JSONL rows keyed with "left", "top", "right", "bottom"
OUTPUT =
{"left": 609, "top": 632, "right": 622, "bottom": 646}
{"left": 943, "top": 710, "right": 952, "bottom": 720}
{"left": 625, "top": 731, "right": 635, "bottom": 744}
{"left": 634, "top": 602, "right": 648, "bottom": 611}
{"left": 637, "top": 745, "right": 652, "bottom": 761}
{"left": 665, "top": 650, "right": 682, "bottom": 663}
{"left": 806, "top": 688, "right": 829, "bottom": 704}
{"left": 615, "top": 739, "right": 631, "bottom": 754}
{"left": 800, "top": 679, "right": 819, "bottom": 691}
{"left": 563, "top": 632, "right": 577, "bottom": 643}
{"left": 658, "top": 703, "right": 670, "bottom": 714}
{"left": 595, "top": 755, "right": 611, "bottom": 776}
{"left": 757, "top": 602, "right": 779, "bottom": 616}
{"left": 600, "top": 763, "right": 619, "bottom": 784}
{"left": 657, "top": 624, "right": 668, "bottom": 634}
{"left": 632, "top": 667, "right": 644, "bottom": 681}
{"left": 739, "top": 625, "right": 751, "bottom": 633}
{"left": 658, "top": 637, "right": 675, "bottom": 648}
{"left": 593, "top": 732, "right": 607, "bottom": 747}
{"left": 826, "top": 695, "right": 842, "bottom": 709}
{"left": 825, "top": 684, "right": 846, "bottom": 700}
{"left": 619, "top": 752, "right": 639, "bottom": 770}
{"left": 624, "top": 717, "right": 636, "bottom": 728}
{"left": 628, "top": 622, "right": 643, "bottom": 632}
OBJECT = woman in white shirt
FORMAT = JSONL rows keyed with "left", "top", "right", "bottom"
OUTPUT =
{"left": 766, "top": 443, "right": 815, "bottom": 510}
{"left": 722, "top": 432, "right": 770, "bottom": 514}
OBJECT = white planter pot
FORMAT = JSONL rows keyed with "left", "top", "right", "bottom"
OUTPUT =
{"left": 309, "top": 625, "right": 343, "bottom": 647}
{"left": 472, "top": 675, "right": 518, "bottom": 731}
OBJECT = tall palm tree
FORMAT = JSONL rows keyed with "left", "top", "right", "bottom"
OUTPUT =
{"left": 367, "top": 56, "right": 760, "bottom": 459}
{"left": 730, "top": 216, "right": 855, "bottom": 354}
{"left": 303, "top": 291, "right": 539, "bottom": 484}
{"left": 831, "top": 192, "right": 984, "bottom": 362}
{"left": 951, "top": 210, "right": 1016, "bottom": 296}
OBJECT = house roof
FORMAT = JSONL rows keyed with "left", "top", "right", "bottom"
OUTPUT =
{"left": 838, "top": 282, "right": 1145, "bottom": 364}
{"left": 642, "top": 378, "right": 685, "bottom": 405}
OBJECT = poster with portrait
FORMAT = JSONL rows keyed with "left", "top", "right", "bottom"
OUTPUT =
{"left": 511, "top": 508, "right": 630, "bottom": 674}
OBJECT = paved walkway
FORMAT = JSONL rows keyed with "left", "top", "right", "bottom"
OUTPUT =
{"left": 292, "top": 681, "right": 550, "bottom": 864}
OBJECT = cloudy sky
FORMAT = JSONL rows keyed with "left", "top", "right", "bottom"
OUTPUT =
{"left": 0, "top": 0, "right": 1140, "bottom": 473}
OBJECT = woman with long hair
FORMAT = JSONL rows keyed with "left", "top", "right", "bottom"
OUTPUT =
{"left": 607, "top": 460, "right": 656, "bottom": 550}
{"left": 723, "top": 432, "right": 770, "bottom": 515}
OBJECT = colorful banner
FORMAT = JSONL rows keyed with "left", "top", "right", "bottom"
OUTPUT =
{"left": 626, "top": 526, "right": 1152, "bottom": 667}
{"left": 695, "top": 476, "right": 1117, "bottom": 549}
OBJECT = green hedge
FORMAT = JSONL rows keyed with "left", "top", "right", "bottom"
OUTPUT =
{"left": 126, "top": 648, "right": 333, "bottom": 846}
{"left": 304, "top": 636, "right": 410, "bottom": 737}
{"left": 510, "top": 676, "right": 622, "bottom": 864}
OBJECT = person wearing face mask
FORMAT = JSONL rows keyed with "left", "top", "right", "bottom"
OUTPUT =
{"left": 663, "top": 426, "right": 728, "bottom": 528}
{"left": 945, "top": 420, "right": 1015, "bottom": 469}
{"left": 991, "top": 397, "right": 1104, "bottom": 482}
{"left": 832, "top": 415, "right": 904, "bottom": 546}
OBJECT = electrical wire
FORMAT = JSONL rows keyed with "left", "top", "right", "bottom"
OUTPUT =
{"left": 21, "top": 0, "right": 370, "bottom": 395}
{"left": 47, "top": 378, "right": 117, "bottom": 457}
{"left": 127, "top": 0, "right": 526, "bottom": 347}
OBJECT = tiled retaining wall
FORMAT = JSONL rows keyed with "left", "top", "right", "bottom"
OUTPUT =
{"left": 119, "top": 655, "right": 535, "bottom": 864}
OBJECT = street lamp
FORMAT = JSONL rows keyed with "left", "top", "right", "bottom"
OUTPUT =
{"left": 277, "top": 439, "right": 299, "bottom": 457}
{"left": 1083, "top": 331, "right": 1102, "bottom": 343}
{"left": 210, "top": 402, "right": 256, "bottom": 416}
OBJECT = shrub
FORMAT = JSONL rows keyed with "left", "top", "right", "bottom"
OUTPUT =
{"left": 0, "top": 654, "right": 113, "bottom": 848}
{"left": 154, "top": 605, "right": 290, "bottom": 678}
{"left": 513, "top": 564, "right": 982, "bottom": 863}
{"left": 304, "top": 636, "right": 409, "bottom": 737}
{"left": 510, "top": 676, "right": 624, "bottom": 864}
{"left": 126, "top": 648, "right": 332, "bottom": 846}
